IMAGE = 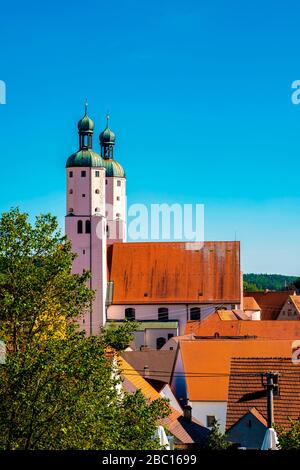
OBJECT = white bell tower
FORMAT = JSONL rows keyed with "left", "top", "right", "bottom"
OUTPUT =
{"left": 65, "top": 104, "right": 107, "bottom": 335}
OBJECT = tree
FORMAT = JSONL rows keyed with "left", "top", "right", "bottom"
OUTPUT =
{"left": 204, "top": 420, "right": 231, "bottom": 450}
{"left": 0, "top": 208, "right": 169, "bottom": 450}
{"left": 276, "top": 418, "right": 300, "bottom": 450}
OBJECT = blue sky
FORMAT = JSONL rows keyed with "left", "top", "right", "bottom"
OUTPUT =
{"left": 0, "top": 0, "right": 300, "bottom": 275}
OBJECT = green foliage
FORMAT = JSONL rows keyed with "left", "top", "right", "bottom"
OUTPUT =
{"left": 102, "top": 321, "right": 139, "bottom": 352}
{"left": 276, "top": 418, "right": 300, "bottom": 450}
{"left": 204, "top": 420, "right": 231, "bottom": 450}
{"left": 0, "top": 208, "right": 170, "bottom": 450}
{"left": 243, "top": 273, "right": 299, "bottom": 292}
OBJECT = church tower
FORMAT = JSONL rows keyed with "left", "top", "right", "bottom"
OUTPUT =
{"left": 100, "top": 115, "right": 127, "bottom": 244}
{"left": 65, "top": 104, "right": 107, "bottom": 335}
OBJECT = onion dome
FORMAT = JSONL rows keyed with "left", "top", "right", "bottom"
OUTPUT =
{"left": 102, "top": 158, "right": 125, "bottom": 177}
{"left": 66, "top": 149, "right": 104, "bottom": 168}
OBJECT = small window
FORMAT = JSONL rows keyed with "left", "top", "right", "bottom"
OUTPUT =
{"left": 156, "top": 337, "right": 166, "bottom": 350}
{"left": 85, "top": 220, "right": 91, "bottom": 234}
{"left": 95, "top": 171, "right": 100, "bottom": 177}
{"left": 117, "top": 180, "right": 121, "bottom": 187}
{"left": 69, "top": 208, "right": 74, "bottom": 213}
{"left": 106, "top": 179, "right": 108, "bottom": 185}
{"left": 81, "top": 170, "right": 86, "bottom": 177}
{"left": 158, "top": 307, "right": 169, "bottom": 321}
{"left": 116, "top": 213, "right": 121, "bottom": 218}
{"left": 95, "top": 207, "right": 100, "bottom": 212}
{"left": 168, "top": 333, "right": 174, "bottom": 340}
{"left": 116, "top": 196, "right": 120, "bottom": 201}
{"left": 77, "top": 220, "right": 83, "bottom": 234}
{"left": 125, "top": 308, "right": 135, "bottom": 321}
{"left": 69, "top": 171, "right": 73, "bottom": 177}
{"left": 82, "top": 194, "right": 86, "bottom": 197}
{"left": 206, "top": 416, "right": 216, "bottom": 428}
{"left": 190, "top": 307, "right": 201, "bottom": 321}
{"left": 69, "top": 189, "right": 73, "bottom": 194}
{"left": 95, "top": 189, "right": 100, "bottom": 194}
{"left": 83, "top": 249, "right": 85, "bottom": 254}
{"left": 248, "top": 419, "right": 252, "bottom": 428}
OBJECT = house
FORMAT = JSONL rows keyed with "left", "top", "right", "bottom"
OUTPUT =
{"left": 170, "top": 338, "right": 294, "bottom": 431}
{"left": 226, "top": 357, "right": 300, "bottom": 448}
{"left": 184, "top": 310, "right": 300, "bottom": 338}
{"left": 119, "top": 356, "right": 209, "bottom": 447}
{"left": 277, "top": 294, "right": 300, "bottom": 320}
{"left": 244, "top": 291, "right": 295, "bottom": 320}
{"left": 243, "top": 296, "right": 261, "bottom": 320}
{"left": 107, "top": 241, "right": 242, "bottom": 348}
{"left": 65, "top": 108, "right": 243, "bottom": 338}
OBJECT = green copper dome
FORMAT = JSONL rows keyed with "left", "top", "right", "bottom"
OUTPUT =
{"left": 78, "top": 114, "right": 94, "bottom": 132}
{"left": 66, "top": 149, "right": 104, "bottom": 168}
{"left": 102, "top": 158, "right": 125, "bottom": 177}
{"left": 100, "top": 126, "right": 115, "bottom": 144}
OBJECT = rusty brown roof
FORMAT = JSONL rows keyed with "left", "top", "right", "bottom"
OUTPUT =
{"left": 226, "top": 358, "right": 300, "bottom": 431}
{"left": 107, "top": 241, "right": 241, "bottom": 304}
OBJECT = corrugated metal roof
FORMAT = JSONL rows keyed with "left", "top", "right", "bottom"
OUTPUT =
{"left": 107, "top": 241, "right": 241, "bottom": 304}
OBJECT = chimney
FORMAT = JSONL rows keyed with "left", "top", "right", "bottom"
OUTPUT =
{"left": 143, "top": 365, "right": 150, "bottom": 378}
{"left": 183, "top": 405, "right": 192, "bottom": 422}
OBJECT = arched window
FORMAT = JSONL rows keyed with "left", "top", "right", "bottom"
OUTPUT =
{"left": 156, "top": 337, "right": 166, "bottom": 350}
{"left": 77, "top": 220, "right": 83, "bottom": 234}
{"left": 85, "top": 220, "right": 91, "bottom": 234}
{"left": 158, "top": 307, "right": 169, "bottom": 321}
{"left": 190, "top": 307, "right": 201, "bottom": 321}
{"left": 125, "top": 308, "right": 135, "bottom": 321}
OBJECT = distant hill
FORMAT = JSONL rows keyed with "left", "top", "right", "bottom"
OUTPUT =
{"left": 243, "top": 273, "right": 300, "bottom": 292}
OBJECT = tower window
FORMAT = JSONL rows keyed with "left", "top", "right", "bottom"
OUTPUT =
{"left": 116, "top": 213, "right": 121, "bottom": 218}
{"left": 190, "top": 307, "right": 201, "bottom": 321}
{"left": 158, "top": 307, "right": 169, "bottom": 321}
{"left": 82, "top": 194, "right": 86, "bottom": 197}
{"left": 77, "top": 220, "right": 83, "bottom": 234}
{"left": 106, "top": 179, "right": 108, "bottom": 185}
{"left": 69, "top": 208, "right": 74, "bottom": 214}
{"left": 116, "top": 196, "right": 120, "bottom": 201}
{"left": 95, "top": 207, "right": 100, "bottom": 212}
{"left": 85, "top": 220, "right": 91, "bottom": 234}
{"left": 117, "top": 180, "right": 121, "bottom": 187}
{"left": 95, "top": 189, "right": 100, "bottom": 194}
{"left": 69, "top": 189, "right": 73, "bottom": 194}
{"left": 83, "top": 249, "right": 85, "bottom": 254}
{"left": 81, "top": 171, "right": 86, "bottom": 177}
{"left": 95, "top": 171, "right": 100, "bottom": 177}
{"left": 69, "top": 171, "right": 73, "bottom": 177}
{"left": 125, "top": 308, "right": 135, "bottom": 321}
{"left": 156, "top": 337, "right": 166, "bottom": 350}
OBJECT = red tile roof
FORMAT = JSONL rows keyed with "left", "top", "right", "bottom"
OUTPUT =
{"left": 243, "top": 297, "right": 261, "bottom": 311}
{"left": 244, "top": 291, "right": 294, "bottom": 320}
{"left": 107, "top": 241, "right": 241, "bottom": 304}
{"left": 226, "top": 358, "right": 300, "bottom": 430}
{"left": 185, "top": 313, "right": 300, "bottom": 339}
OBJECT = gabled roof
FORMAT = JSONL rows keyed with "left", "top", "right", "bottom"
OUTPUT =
{"left": 244, "top": 291, "right": 294, "bottom": 320}
{"left": 184, "top": 312, "right": 300, "bottom": 339}
{"left": 107, "top": 241, "right": 241, "bottom": 304}
{"left": 119, "top": 356, "right": 209, "bottom": 444}
{"left": 226, "top": 358, "right": 300, "bottom": 430}
{"left": 122, "top": 349, "right": 176, "bottom": 384}
{"left": 243, "top": 297, "right": 261, "bottom": 311}
{"left": 289, "top": 295, "right": 300, "bottom": 314}
{"left": 178, "top": 339, "right": 294, "bottom": 401}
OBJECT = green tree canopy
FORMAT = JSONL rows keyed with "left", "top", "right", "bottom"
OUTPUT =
{"left": 0, "top": 208, "right": 169, "bottom": 450}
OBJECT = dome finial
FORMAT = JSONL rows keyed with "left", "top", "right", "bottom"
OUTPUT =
{"left": 85, "top": 98, "right": 88, "bottom": 115}
{"left": 106, "top": 110, "right": 110, "bottom": 127}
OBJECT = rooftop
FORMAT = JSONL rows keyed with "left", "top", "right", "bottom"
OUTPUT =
{"left": 107, "top": 241, "right": 241, "bottom": 304}
{"left": 122, "top": 349, "right": 177, "bottom": 384}
{"left": 226, "top": 357, "right": 300, "bottom": 430}
{"left": 244, "top": 291, "right": 295, "bottom": 320}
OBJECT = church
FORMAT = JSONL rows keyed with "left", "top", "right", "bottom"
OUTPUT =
{"left": 65, "top": 107, "right": 242, "bottom": 349}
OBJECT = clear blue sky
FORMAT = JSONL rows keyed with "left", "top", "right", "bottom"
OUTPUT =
{"left": 0, "top": 0, "right": 300, "bottom": 275}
